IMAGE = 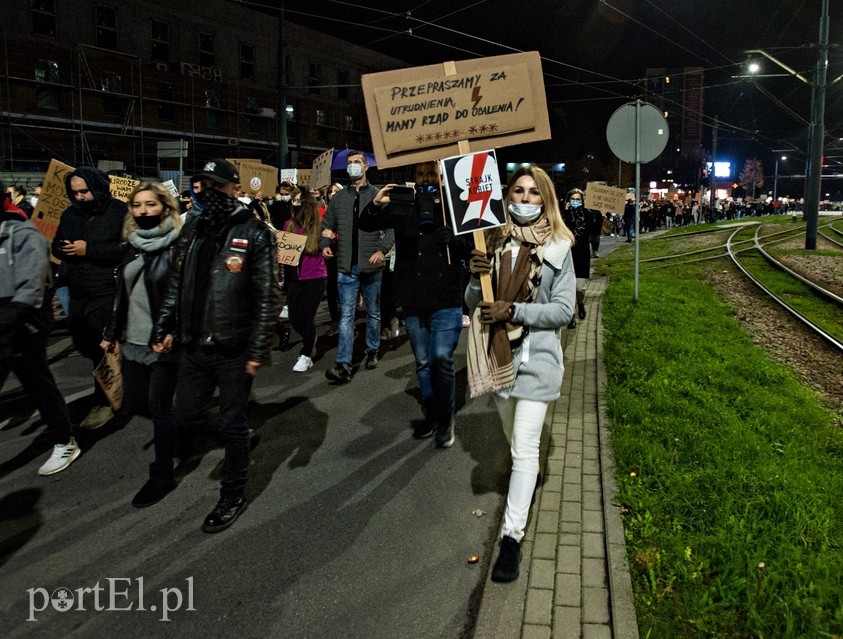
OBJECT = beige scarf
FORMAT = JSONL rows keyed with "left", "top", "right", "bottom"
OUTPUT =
{"left": 467, "top": 219, "right": 550, "bottom": 397}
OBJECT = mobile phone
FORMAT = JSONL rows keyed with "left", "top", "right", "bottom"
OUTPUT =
{"left": 389, "top": 185, "right": 414, "bottom": 202}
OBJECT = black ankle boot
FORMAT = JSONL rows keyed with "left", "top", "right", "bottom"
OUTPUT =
{"left": 491, "top": 535, "right": 522, "bottom": 582}
{"left": 132, "top": 462, "right": 175, "bottom": 508}
{"left": 578, "top": 303, "right": 586, "bottom": 320}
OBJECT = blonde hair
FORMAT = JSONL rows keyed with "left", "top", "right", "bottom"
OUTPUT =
{"left": 123, "top": 181, "right": 183, "bottom": 239}
{"left": 489, "top": 165, "right": 573, "bottom": 245}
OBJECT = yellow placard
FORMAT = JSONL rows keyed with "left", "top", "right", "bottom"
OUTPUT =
{"left": 109, "top": 175, "right": 140, "bottom": 202}
{"left": 235, "top": 161, "right": 278, "bottom": 197}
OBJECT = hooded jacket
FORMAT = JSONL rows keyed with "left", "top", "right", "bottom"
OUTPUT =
{"left": 0, "top": 210, "right": 53, "bottom": 354}
{"left": 50, "top": 167, "right": 127, "bottom": 299}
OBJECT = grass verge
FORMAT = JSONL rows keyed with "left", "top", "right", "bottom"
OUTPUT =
{"left": 601, "top": 260, "right": 843, "bottom": 638}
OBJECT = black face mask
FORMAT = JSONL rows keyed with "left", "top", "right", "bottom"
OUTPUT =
{"left": 77, "top": 199, "right": 98, "bottom": 212}
{"left": 196, "top": 188, "right": 235, "bottom": 219}
{"left": 135, "top": 215, "right": 162, "bottom": 230}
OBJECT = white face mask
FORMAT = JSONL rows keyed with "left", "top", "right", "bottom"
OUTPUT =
{"left": 508, "top": 202, "right": 543, "bottom": 224}
{"left": 30, "top": 196, "right": 38, "bottom": 207}
{"left": 278, "top": 194, "right": 291, "bottom": 202}
{"left": 347, "top": 163, "right": 364, "bottom": 179}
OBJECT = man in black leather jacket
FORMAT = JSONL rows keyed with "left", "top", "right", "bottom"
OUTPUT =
{"left": 152, "top": 158, "right": 281, "bottom": 533}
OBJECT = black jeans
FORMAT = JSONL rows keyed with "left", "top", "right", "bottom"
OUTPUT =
{"left": 69, "top": 295, "right": 113, "bottom": 407}
{"left": 288, "top": 278, "right": 326, "bottom": 358}
{"left": 175, "top": 344, "right": 254, "bottom": 499}
{"left": 1, "top": 337, "right": 72, "bottom": 446}
{"left": 121, "top": 356, "right": 179, "bottom": 468}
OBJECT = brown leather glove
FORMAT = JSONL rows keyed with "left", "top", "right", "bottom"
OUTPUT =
{"left": 478, "top": 300, "right": 514, "bottom": 324}
{"left": 469, "top": 249, "right": 492, "bottom": 277}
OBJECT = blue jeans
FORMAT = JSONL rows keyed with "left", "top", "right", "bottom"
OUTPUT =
{"left": 404, "top": 307, "right": 462, "bottom": 426}
{"left": 336, "top": 265, "right": 381, "bottom": 371}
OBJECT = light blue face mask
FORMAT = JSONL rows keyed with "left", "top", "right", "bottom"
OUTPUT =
{"left": 570, "top": 199, "right": 583, "bottom": 208}
{"left": 347, "top": 163, "right": 364, "bottom": 179}
{"left": 508, "top": 202, "right": 543, "bottom": 224}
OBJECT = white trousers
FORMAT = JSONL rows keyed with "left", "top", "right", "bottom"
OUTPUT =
{"left": 494, "top": 395, "right": 549, "bottom": 542}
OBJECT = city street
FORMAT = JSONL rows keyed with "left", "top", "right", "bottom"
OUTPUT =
{"left": 0, "top": 301, "right": 511, "bottom": 638}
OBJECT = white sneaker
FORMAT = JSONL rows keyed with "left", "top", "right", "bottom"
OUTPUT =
{"left": 38, "top": 438, "right": 81, "bottom": 476}
{"left": 279, "top": 305, "right": 289, "bottom": 320}
{"left": 292, "top": 355, "right": 313, "bottom": 372}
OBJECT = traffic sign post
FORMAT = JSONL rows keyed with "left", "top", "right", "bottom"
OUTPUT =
{"left": 606, "top": 100, "right": 668, "bottom": 300}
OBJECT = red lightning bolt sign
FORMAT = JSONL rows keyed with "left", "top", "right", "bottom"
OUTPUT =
{"left": 471, "top": 86, "right": 483, "bottom": 109}
{"left": 466, "top": 153, "right": 492, "bottom": 225}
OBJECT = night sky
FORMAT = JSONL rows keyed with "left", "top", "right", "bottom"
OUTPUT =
{"left": 277, "top": 0, "right": 842, "bottom": 184}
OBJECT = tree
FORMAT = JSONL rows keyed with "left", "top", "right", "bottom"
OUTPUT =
{"left": 739, "top": 158, "right": 765, "bottom": 200}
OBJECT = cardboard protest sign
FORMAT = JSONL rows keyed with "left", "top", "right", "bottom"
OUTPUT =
{"left": 237, "top": 161, "right": 278, "bottom": 196}
{"left": 31, "top": 159, "right": 75, "bottom": 245}
{"left": 584, "top": 183, "right": 627, "bottom": 214}
{"left": 275, "top": 230, "right": 308, "bottom": 266}
{"left": 109, "top": 175, "right": 140, "bottom": 202}
{"left": 311, "top": 149, "right": 333, "bottom": 192}
{"left": 440, "top": 150, "right": 506, "bottom": 235}
{"left": 362, "top": 51, "right": 550, "bottom": 169}
{"left": 296, "top": 169, "right": 312, "bottom": 188}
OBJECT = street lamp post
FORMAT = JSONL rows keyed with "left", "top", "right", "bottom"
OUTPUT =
{"left": 773, "top": 155, "right": 786, "bottom": 202}
{"left": 804, "top": 0, "right": 830, "bottom": 250}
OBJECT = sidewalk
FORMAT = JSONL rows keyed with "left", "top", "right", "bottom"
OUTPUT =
{"left": 473, "top": 275, "right": 639, "bottom": 639}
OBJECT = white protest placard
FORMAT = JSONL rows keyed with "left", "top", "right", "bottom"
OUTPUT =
{"left": 280, "top": 168, "right": 298, "bottom": 185}
{"left": 161, "top": 179, "right": 180, "bottom": 199}
{"left": 276, "top": 230, "right": 308, "bottom": 266}
{"left": 440, "top": 149, "right": 506, "bottom": 235}
{"left": 584, "top": 182, "right": 627, "bottom": 214}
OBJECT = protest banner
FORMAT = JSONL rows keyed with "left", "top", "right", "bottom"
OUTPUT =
{"left": 109, "top": 175, "right": 140, "bottom": 202}
{"left": 296, "top": 169, "right": 312, "bottom": 188}
{"left": 94, "top": 343, "right": 123, "bottom": 410}
{"left": 362, "top": 51, "right": 550, "bottom": 169}
{"left": 236, "top": 161, "right": 278, "bottom": 196}
{"left": 31, "top": 159, "right": 75, "bottom": 248}
{"left": 280, "top": 168, "right": 298, "bottom": 185}
{"left": 584, "top": 182, "right": 627, "bottom": 214}
{"left": 275, "top": 230, "right": 308, "bottom": 266}
{"left": 311, "top": 149, "right": 333, "bottom": 192}
{"left": 161, "top": 179, "right": 180, "bottom": 199}
{"left": 440, "top": 150, "right": 505, "bottom": 235}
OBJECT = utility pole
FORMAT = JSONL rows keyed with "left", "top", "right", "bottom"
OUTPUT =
{"left": 277, "top": 1, "right": 288, "bottom": 176}
{"left": 709, "top": 116, "right": 718, "bottom": 215}
{"left": 804, "top": 0, "right": 829, "bottom": 250}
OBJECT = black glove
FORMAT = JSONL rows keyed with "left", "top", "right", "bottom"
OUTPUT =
{"left": 434, "top": 225, "right": 455, "bottom": 245}
{"left": 478, "top": 300, "right": 513, "bottom": 324}
{"left": 469, "top": 249, "right": 492, "bottom": 277}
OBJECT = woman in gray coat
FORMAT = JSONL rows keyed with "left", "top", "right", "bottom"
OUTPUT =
{"left": 465, "top": 165, "right": 576, "bottom": 583}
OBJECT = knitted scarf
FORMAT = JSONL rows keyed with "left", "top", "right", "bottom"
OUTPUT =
{"left": 127, "top": 217, "right": 179, "bottom": 253}
{"left": 467, "top": 217, "right": 550, "bottom": 397}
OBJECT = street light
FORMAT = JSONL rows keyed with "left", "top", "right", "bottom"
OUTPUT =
{"left": 773, "top": 155, "right": 787, "bottom": 201}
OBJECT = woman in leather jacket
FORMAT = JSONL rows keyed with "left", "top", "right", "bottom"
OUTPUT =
{"left": 101, "top": 181, "right": 182, "bottom": 508}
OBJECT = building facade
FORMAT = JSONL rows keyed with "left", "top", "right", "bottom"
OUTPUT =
{"left": 0, "top": 0, "right": 406, "bottom": 181}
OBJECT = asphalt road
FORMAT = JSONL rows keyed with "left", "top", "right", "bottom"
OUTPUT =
{"left": 0, "top": 298, "right": 513, "bottom": 639}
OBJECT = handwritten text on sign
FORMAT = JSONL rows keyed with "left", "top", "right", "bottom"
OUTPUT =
{"left": 275, "top": 231, "right": 308, "bottom": 266}
{"left": 109, "top": 175, "right": 140, "bottom": 202}
{"left": 584, "top": 183, "right": 627, "bottom": 214}
{"left": 31, "top": 159, "right": 75, "bottom": 245}
{"left": 373, "top": 64, "right": 534, "bottom": 155}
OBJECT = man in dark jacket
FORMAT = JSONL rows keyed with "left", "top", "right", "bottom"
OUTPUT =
{"left": 51, "top": 167, "right": 126, "bottom": 429}
{"left": 153, "top": 158, "right": 280, "bottom": 533}
{"left": 0, "top": 185, "right": 79, "bottom": 475}
{"left": 319, "top": 151, "right": 394, "bottom": 382}
{"left": 359, "top": 162, "right": 465, "bottom": 446}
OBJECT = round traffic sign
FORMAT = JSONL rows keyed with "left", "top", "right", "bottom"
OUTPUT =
{"left": 606, "top": 101, "right": 669, "bottom": 164}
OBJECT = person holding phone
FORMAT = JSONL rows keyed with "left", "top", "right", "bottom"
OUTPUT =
{"left": 359, "top": 161, "right": 467, "bottom": 446}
